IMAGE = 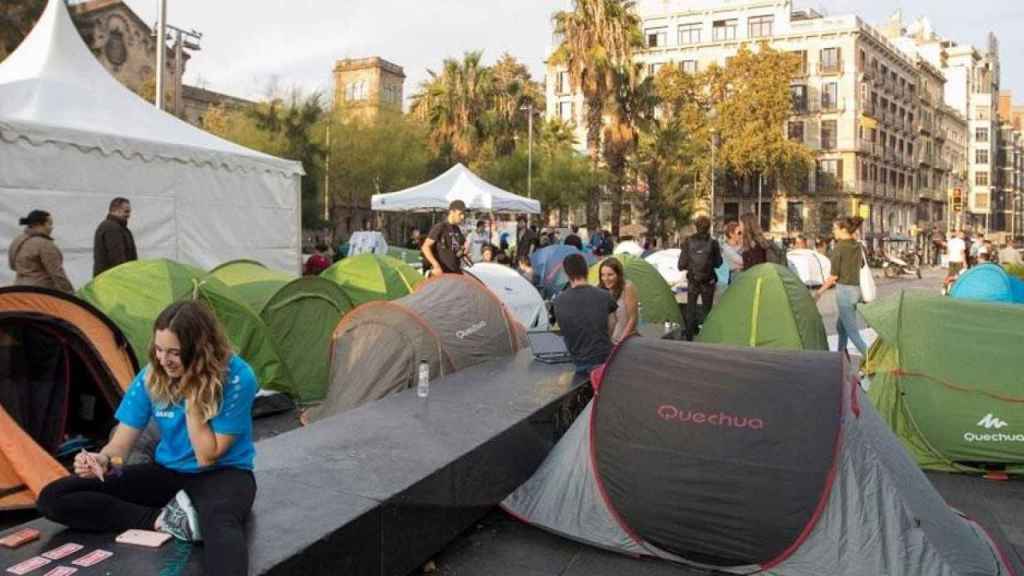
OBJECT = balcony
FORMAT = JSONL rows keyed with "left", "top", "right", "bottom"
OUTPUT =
{"left": 861, "top": 101, "right": 879, "bottom": 119}
{"left": 859, "top": 139, "right": 878, "bottom": 156}
{"left": 820, "top": 98, "right": 844, "bottom": 113}
{"left": 817, "top": 62, "right": 843, "bottom": 75}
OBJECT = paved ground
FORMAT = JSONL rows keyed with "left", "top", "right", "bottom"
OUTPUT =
{"left": 430, "top": 266, "right": 1024, "bottom": 576}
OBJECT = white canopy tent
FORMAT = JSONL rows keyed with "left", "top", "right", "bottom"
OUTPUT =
{"left": 371, "top": 163, "right": 541, "bottom": 214}
{"left": 0, "top": 0, "right": 303, "bottom": 288}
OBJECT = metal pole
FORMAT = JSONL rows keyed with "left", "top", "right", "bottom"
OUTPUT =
{"left": 757, "top": 174, "right": 763, "bottom": 230}
{"left": 173, "top": 29, "right": 183, "bottom": 115}
{"left": 155, "top": 0, "right": 167, "bottom": 110}
{"left": 710, "top": 132, "right": 716, "bottom": 235}
{"left": 527, "top": 104, "right": 534, "bottom": 198}
{"left": 324, "top": 122, "right": 331, "bottom": 222}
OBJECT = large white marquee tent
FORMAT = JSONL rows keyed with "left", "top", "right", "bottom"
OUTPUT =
{"left": 0, "top": 0, "right": 303, "bottom": 288}
{"left": 371, "top": 163, "right": 541, "bottom": 214}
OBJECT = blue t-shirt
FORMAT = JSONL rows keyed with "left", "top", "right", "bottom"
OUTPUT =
{"left": 115, "top": 355, "right": 259, "bottom": 473}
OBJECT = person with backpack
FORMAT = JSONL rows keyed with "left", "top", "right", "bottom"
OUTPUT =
{"left": 738, "top": 212, "right": 783, "bottom": 269}
{"left": 678, "top": 215, "right": 723, "bottom": 341}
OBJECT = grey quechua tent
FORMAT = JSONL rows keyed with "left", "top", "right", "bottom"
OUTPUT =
{"left": 306, "top": 274, "right": 526, "bottom": 423}
{"left": 503, "top": 338, "right": 1011, "bottom": 575}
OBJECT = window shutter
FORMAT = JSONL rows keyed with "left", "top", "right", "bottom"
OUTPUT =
{"left": 837, "top": 159, "right": 844, "bottom": 181}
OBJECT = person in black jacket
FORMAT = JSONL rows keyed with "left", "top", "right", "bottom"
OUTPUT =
{"left": 515, "top": 215, "right": 539, "bottom": 263}
{"left": 93, "top": 197, "right": 138, "bottom": 277}
{"left": 678, "top": 215, "right": 723, "bottom": 341}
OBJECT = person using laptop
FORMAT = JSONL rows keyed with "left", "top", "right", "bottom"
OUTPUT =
{"left": 553, "top": 253, "right": 618, "bottom": 375}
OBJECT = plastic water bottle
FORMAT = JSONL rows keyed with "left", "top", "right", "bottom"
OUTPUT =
{"left": 664, "top": 321, "right": 672, "bottom": 336}
{"left": 417, "top": 361, "right": 430, "bottom": 398}
{"left": 637, "top": 303, "right": 645, "bottom": 329}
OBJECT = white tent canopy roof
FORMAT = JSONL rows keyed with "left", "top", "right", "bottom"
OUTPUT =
{"left": 371, "top": 163, "right": 541, "bottom": 214}
{"left": 0, "top": 0, "right": 301, "bottom": 177}
{"left": 0, "top": 0, "right": 302, "bottom": 287}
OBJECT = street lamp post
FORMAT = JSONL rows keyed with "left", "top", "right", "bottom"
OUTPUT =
{"left": 521, "top": 104, "right": 533, "bottom": 198}
{"left": 709, "top": 128, "right": 719, "bottom": 234}
{"left": 155, "top": 0, "right": 167, "bottom": 110}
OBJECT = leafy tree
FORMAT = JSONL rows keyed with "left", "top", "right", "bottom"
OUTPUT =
{"left": 711, "top": 43, "right": 815, "bottom": 198}
{"left": 325, "top": 108, "right": 433, "bottom": 224}
{"left": 551, "top": 0, "right": 643, "bottom": 231}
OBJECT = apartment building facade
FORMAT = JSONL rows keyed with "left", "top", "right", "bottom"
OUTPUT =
{"left": 547, "top": 0, "right": 929, "bottom": 240}
{"left": 885, "top": 17, "right": 1002, "bottom": 233}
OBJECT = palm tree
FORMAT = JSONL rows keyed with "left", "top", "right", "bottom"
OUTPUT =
{"left": 411, "top": 51, "right": 493, "bottom": 167}
{"left": 603, "top": 66, "right": 655, "bottom": 235}
{"left": 551, "top": 0, "right": 642, "bottom": 231}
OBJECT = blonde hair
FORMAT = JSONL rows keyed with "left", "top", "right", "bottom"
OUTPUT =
{"left": 146, "top": 301, "right": 232, "bottom": 422}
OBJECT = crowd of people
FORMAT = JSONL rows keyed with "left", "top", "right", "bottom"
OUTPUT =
{"left": 9, "top": 197, "right": 1024, "bottom": 575}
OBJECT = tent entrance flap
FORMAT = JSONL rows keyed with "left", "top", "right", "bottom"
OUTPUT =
{"left": 0, "top": 316, "right": 120, "bottom": 458}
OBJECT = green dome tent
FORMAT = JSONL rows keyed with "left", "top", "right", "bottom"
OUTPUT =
{"left": 210, "top": 260, "right": 355, "bottom": 402}
{"left": 587, "top": 255, "right": 683, "bottom": 326}
{"left": 698, "top": 263, "right": 827, "bottom": 350}
{"left": 863, "top": 291, "right": 1024, "bottom": 475}
{"left": 78, "top": 259, "right": 293, "bottom": 396}
{"left": 321, "top": 254, "right": 423, "bottom": 306}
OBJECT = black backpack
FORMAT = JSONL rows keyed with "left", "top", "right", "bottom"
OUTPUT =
{"left": 684, "top": 236, "right": 714, "bottom": 284}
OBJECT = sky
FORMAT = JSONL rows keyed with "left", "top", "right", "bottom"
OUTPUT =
{"left": 119, "top": 0, "right": 1024, "bottom": 104}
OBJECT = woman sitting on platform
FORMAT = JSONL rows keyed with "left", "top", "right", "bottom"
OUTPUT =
{"left": 38, "top": 300, "right": 259, "bottom": 576}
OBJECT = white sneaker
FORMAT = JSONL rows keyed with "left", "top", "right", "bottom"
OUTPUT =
{"left": 157, "top": 490, "right": 203, "bottom": 542}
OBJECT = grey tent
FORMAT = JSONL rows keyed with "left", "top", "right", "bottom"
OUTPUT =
{"left": 306, "top": 274, "right": 527, "bottom": 422}
{"left": 503, "top": 338, "right": 1011, "bottom": 575}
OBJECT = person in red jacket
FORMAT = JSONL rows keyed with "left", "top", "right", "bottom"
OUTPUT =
{"left": 303, "top": 244, "right": 331, "bottom": 276}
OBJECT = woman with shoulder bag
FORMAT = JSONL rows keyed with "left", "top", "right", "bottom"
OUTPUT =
{"left": 816, "top": 216, "right": 869, "bottom": 358}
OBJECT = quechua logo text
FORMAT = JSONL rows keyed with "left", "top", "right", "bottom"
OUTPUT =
{"left": 657, "top": 404, "right": 765, "bottom": 431}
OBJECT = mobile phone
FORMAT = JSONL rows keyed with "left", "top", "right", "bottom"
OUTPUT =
{"left": 115, "top": 529, "right": 172, "bottom": 548}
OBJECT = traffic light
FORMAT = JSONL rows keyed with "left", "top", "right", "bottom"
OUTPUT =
{"left": 952, "top": 188, "right": 963, "bottom": 213}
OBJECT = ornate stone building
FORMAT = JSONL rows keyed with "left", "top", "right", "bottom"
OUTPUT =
{"left": 333, "top": 57, "right": 405, "bottom": 120}
{"left": 330, "top": 57, "right": 407, "bottom": 240}
{"left": 69, "top": 0, "right": 251, "bottom": 125}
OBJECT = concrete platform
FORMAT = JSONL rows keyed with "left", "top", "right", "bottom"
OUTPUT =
{"left": 0, "top": 351, "right": 581, "bottom": 575}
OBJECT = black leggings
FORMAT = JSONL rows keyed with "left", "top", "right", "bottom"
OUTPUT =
{"left": 37, "top": 464, "right": 256, "bottom": 576}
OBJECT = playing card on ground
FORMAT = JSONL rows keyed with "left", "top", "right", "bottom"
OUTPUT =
{"left": 41, "top": 544, "right": 83, "bottom": 561}
{"left": 41, "top": 567, "right": 77, "bottom": 576}
{"left": 5, "top": 556, "right": 50, "bottom": 575}
{"left": 70, "top": 550, "right": 112, "bottom": 568}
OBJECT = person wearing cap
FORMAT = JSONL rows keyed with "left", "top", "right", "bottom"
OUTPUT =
{"left": 422, "top": 200, "right": 468, "bottom": 276}
{"left": 8, "top": 209, "right": 73, "bottom": 292}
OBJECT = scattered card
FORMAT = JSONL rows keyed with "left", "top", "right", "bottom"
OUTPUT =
{"left": 0, "top": 528, "right": 40, "bottom": 549}
{"left": 70, "top": 550, "right": 111, "bottom": 568}
{"left": 5, "top": 556, "right": 50, "bottom": 575}
{"left": 41, "top": 568, "right": 76, "bottom": 576}
{"left": 41, "top": 544, "right": 83, "bottom": 561}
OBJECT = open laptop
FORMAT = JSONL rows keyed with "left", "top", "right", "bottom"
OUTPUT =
{"left": 527, "top": 331, "right": 573, "bottom": 364}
